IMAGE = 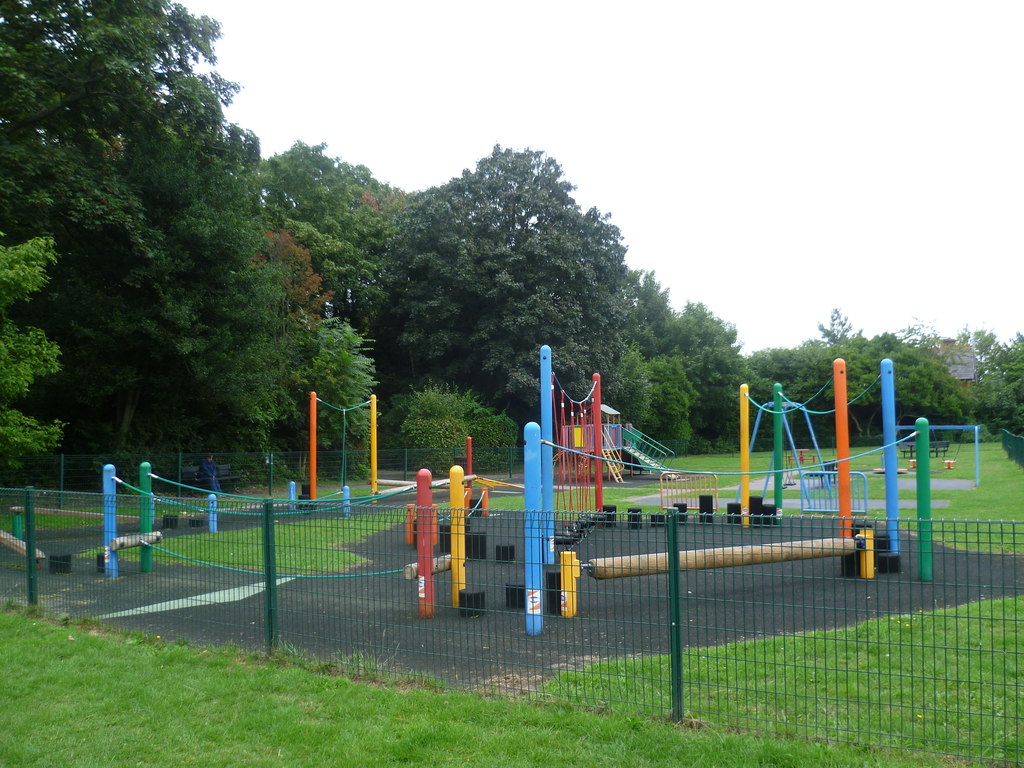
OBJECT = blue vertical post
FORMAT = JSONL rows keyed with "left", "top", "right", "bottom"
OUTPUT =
{"left": 539, "top": 345, "right": 555, "bottom": 565}
{"left": 207, "top": 494, "right": 218, "bottom": 533}
{"left": 973, "top": 425, "right": 981, "bottom": 488}
{"left": 880, "top": 358, "right": 900, "bottom": 555}
{"left": 343, "top": 485, "right": 351, "bottom": 517}
{"left": 288, "top": 480, "right": 296, "bottom": 513}
{"left": 524, "top": 421, "right": 544, "bottom": 636}
{"left": 102, "top": 464, "right": 118, "bottom": 578}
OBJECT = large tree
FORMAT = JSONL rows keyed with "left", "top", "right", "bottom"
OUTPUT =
{"left": 1, "top": 0, "right": 288, "bottom": 451}
{"left": 0, "top": 235, "right": 63, "bottom": 458}
{"left": 260, "top": 142, "right": 400, "bottom": 333}
{"left": 375, "top": 146, "right": 630, "bottom": 423}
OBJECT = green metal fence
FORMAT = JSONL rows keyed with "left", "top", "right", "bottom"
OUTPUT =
{"left": 0, "top": 447, "right": 526, "bottom": 494}
{"left": 1, "top": 486, "right": 1020, "bottom": 763}
{"left": 1003, "top": 429, "right": 1024, "bottom": 470}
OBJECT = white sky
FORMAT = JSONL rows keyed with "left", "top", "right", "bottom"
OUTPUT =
{"left": 183, "top": 0, "right": 1023, "bottom": 353}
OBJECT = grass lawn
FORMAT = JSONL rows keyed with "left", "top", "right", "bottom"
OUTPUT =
{"left": 0, "top": 607, "right": 959, "bottom": 768}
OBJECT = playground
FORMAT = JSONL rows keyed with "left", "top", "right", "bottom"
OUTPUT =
{"left": 1, "top": 487, "right": 1018, "bottom": 696}
{"left": 1, "top": 345, "right": 1021, "bottom": 764}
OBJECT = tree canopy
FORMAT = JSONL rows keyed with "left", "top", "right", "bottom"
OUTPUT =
{"left": 373, "top": 146, "right": 630, "bottom": 424}
{"left": 1, "top": 1, "right": 1018, "bottom": 459}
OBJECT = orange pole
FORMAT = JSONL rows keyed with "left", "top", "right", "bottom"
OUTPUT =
{"left": 309, "top": 391, "right": 318, "bottom": 501}
{"left": 833, "top": 359, "right": 852, "bottom": 537}
{"left": 405, "top": 504, "right": 415, "bottom": 547}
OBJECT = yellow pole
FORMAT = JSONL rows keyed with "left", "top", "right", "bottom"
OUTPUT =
{"left": 559, "top": 550, "right": 581, "bottom": 617}
{"left": 740, "top": 384, "right": 750, "bottom": 528}
{"left": 370, "top": 395, "right": 378, "bottom": 496}
{"left": 449, "top": 464, "right": 466, "bottom": 607}
{"left": 858, "top": 528, "right": 875, "bottom": 579}
{"left": 309, "top": 391, "right": 318, "bottom": 501}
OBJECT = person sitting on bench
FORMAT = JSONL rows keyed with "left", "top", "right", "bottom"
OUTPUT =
{"left": 198, "top": 454, "right": 222, "bottom": 493}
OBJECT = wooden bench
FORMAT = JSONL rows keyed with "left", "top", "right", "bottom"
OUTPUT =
{"left": 898, "top": 440, "right": 950, "bottom": 460}
{"left": 181, "top": 463, "right": 241, "bottom": 492}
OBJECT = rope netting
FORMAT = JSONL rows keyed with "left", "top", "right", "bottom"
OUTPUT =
{"left": 552, "top": 374, "right": 600, "bottom": 513}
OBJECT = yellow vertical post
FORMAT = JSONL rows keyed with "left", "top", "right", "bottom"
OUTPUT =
{"left": 449, "top": 465, "right": 466, "bottom": 607}
{"left": 858, "top": 528, "right": 875, "bottom": 579}
{"left": 309, "top": 391, "right": 318, "bottom": 501}
{"left": 740, "top": 384, "right": 751, "bottom": 528}
{"left": 559, "top": 550, "right": 581, "bottom": 617}
{"left": 370, "top": 395, "right": 378, "bottom": 496}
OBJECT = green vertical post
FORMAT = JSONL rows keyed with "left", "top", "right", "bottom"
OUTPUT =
{"left": 915, "top": 417, "right": 933, "bottom": 582}
{"left": 267, "top": 452, "right": 274, "bottom": 497}
{"left": 12, "top": 514, "right": 23, "bottom": 541}
{"left": 24, "top": 487, "right": 38, "bottom": 606}
{"left": 176, "top": 452, "right": 183, "bottom": 485}
{"left": 666, "top": 507, "right": 684, "bottom": 721}
{"left": 262, "top": 499, "right": 278, "bottom": 652}
{"left": 58, "top": 454, "right": 65, "bottom": 492}
{"left": 773, "top": 383, "right": 784, "bottom": 510}
{"left": 139, "top": 462, "right": 154, "bottom": 573}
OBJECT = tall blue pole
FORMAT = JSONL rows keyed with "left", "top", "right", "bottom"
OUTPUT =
{"left": 880, "top": 358, "right": 900, "bottom": 555}
{"left": 539, "top": 345, "right": 555, "bottom": 564}
{"left": 102, "top": 464, "right": 118, "bottom": 578}
{"left": 524, "top": 421, "right": 544, "bottom": 636}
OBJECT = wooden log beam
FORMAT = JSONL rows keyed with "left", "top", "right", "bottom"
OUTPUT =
{"left": 0, "top": 529, "right": 46, "bottom": 560}
{"left": 108, "top": 531, "right": 164, "bottom": 552}
{"left": 403, "top": 554, "right": 452, "bottom": 580}
{"left": 586, "top": 537, "right": 858, "bottom": 580}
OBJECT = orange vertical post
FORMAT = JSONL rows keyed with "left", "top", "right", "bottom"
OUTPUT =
{"left": 309, "top": 391, "right": 318, "bottom": 501}
{"left": 833, "top": 359, "right": 852, "bottom": 537}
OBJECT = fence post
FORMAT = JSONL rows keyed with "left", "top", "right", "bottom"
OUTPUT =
{"left": 666, "top": 505, "right": 683, "bottom": 721}
{"left": 267, "top": 452, "right": 274, "bottom": 497}
{"left": 139, "top": 462, "right": 154, "bottom": 573}
{"left": 23, "top": 487, "right": 38, "bottom": 606}
{"left": 915, "top": 418, "right": 933, "bottom": 582}
{"left": 262, "top": 499, "right": 278, "bottom": 652}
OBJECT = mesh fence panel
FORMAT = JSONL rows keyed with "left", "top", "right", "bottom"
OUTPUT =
{"left": 1, "top": 488, "right": 1020, "bottom": 763}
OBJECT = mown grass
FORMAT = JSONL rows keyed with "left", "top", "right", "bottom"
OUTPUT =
{"left": 0, "top": 607, "right": 961, "bottom": 768}
{"left": 550, "top": 596, "right": 1023, "bottom": 764}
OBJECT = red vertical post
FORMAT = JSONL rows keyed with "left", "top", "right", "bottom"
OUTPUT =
{"left": 592, "top": 373, "right": 604, "bottom": 512}
{"left": 416, "top": 469, "right": 435, "bottom": 618}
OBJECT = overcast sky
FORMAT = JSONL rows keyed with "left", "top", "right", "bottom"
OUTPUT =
{"left": 183, "top": 0, "right": 1023, "bottom": 353}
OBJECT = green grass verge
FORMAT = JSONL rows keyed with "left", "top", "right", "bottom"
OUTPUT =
{"left": 549, "top": 596, "right": 1022, "bottom": 764}
{"left": 0, "top": 607, "right": 955, "bottom": 768}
